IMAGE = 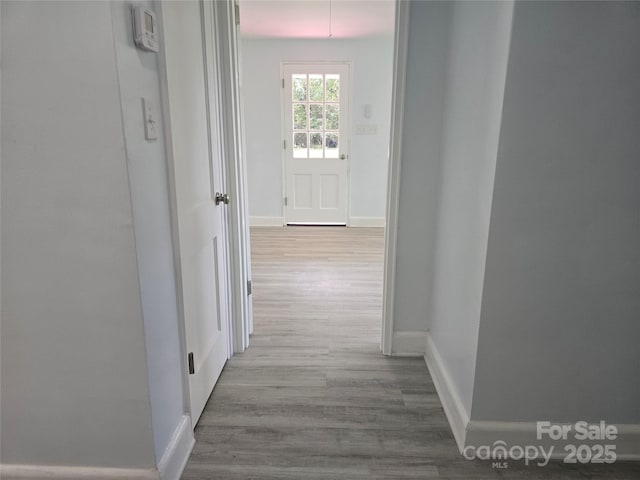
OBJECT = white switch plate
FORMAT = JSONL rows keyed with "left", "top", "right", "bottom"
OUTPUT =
{"left": 142, "top": 97, "right": 158, "bottom": 140}
{"left": 355, "top": 124, "right": 377, "bottom": 135}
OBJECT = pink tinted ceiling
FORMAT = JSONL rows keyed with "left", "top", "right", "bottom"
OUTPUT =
{"left": 239, "top": 0, "right": 396, "bottom": 39}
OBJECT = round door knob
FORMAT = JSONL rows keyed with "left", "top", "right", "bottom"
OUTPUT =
{"left": 340, "top": 154, "right": 346, "bottom": 160}
{"left": 215, "top": 192, "right": 230, "bottom": 205}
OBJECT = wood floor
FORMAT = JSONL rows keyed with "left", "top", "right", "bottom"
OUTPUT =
{"left": 181, "top": 226, "right": 640, "bottom": 479}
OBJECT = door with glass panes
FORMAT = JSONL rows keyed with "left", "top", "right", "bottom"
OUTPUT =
{"left": 283, "top": 64, "right": 350, "bottom": 224}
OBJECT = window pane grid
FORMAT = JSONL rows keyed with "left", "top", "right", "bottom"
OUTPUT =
{"left": 290, "top": 73, "right": 340, "bottom": 159}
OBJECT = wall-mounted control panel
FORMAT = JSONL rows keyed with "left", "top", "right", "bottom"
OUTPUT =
{"left": 132, "top": 5, "right": 159, "bottom": 53}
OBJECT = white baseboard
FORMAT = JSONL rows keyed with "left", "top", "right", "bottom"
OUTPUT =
{"left": 0, "top": 417, "right": 195, "bottom": 480}
{"left": 249, "top": 216, "right": 384, "bottom": 227}
{"left": 465, "top": 420, "right": 640, "bottom": 461}
{"left": 158, "top": 415, "right": 195, "bottom": 480}
{"left": 249, "top": 216, "right": 284, "bottom": 226}
{"left": 349, "top": 216, "right": 385, "bottom": 227}
{"left": 0, "top": 465, "right": 159, "bottom": 480}
{"left": 424, "top": 332, "right": 470, "bottom": 452}
{"left": 423, "top": 334, "right": 640, "bottom": 462}
{"left": 391, "top": 331, "right": 427, "bottom": 356}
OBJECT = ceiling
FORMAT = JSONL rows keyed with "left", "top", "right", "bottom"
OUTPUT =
{"left": 238, "top": 0, "right": 396, "bottom": 39}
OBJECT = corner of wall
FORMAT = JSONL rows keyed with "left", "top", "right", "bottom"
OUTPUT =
{"left": 391, "top": 331, "right": 427, "bottom": 357}
{"left": 424, "top": 332, "right": 470, "bottom": 453}
{"left": 157, "top": 416, "right": 195, "bottom": 480}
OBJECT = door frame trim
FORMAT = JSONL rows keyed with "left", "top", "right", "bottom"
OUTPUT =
{"left": 208, "top": 0, "right": 253, "bottom": 354}
{"left": 156, "top": 1, "right": 194, "bottom": 422}
{"left": 382, "top": 0, "right": 410, "bottom": 355}
{"left": 157, "top": 0, "right": 252, "bottom": 426}
{"left": 280, "top": 61, "right": 353, "bottom": 226}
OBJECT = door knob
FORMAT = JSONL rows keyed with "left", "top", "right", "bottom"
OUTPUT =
{"left": 340, "top": 154, "right": 347, "bottom": 160}
{"left": 215, "top": 192, "right": 230, "bottom": 205}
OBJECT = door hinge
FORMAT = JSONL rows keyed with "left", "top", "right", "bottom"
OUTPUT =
{"left": 247, "top": 280, "right": 252, "bottom": 295}
{"left": 284, "top": 196, "right": 288, "bottom": 206}
{"left": 282, "top": 78, "right": 285, "bottom": 88}
{"left": 235, "top": 3, "right": 240, "bottom": 25}
{"left": 283, "top": 139, "right": 286, "bottom": 150}
{"left": 188, "top": 352, "right": 195, "bottom": 375}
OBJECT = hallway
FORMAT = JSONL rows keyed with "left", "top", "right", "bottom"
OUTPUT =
{"left": 180, "top": 227, "right": 640, "bottom": 479}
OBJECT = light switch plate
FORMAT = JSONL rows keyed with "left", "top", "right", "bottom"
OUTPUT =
{"left": 142, "top": 97, "right": 158, "bottom": 140}
{"left": 355, "top": 124, "right": 377, "bottom": 135}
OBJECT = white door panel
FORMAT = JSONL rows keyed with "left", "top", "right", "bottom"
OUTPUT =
{"left": 283, "top": 64, "right": 350, "bottom": 225}
{"left": 162, "top": 0, "right": 229, "bottom": 426}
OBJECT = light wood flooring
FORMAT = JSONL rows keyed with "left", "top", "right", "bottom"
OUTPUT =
{"left": 181, "top": 226, "right": 640, "bottom": 479}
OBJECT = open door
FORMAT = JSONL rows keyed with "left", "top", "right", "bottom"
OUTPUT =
{"left": 161, "top": 0, "right": 231, "bottom": 426}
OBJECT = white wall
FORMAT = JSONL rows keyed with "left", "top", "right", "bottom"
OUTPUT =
{"left": 1, "top": 1, "right": 155, "bottom": 468}
{"left": 392, "top": 1, "right": 451, "bottom": 335}
{"left": 426, "top": 0, "right": 513, "bottom": 417}
{"left": 472, "top": 1, "right": 640, "bottom": 424}
{"left": 110, "top": 1, "right": 188, "bottom": 465}
{"left": 240, "top": 37, "right": 394, "bottom": 224}
{"left": 1, "top": 1, "right": 190, "bottom": 474}
{"left": 396, "top": 0, "right": 640, "bottom": 453}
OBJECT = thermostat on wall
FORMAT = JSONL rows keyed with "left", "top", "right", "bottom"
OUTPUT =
{"left": 132, "top": 5, "right": 160, "bottom": 53}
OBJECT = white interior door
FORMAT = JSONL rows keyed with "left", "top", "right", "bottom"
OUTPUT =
{"left": 162, "top": 0, "right": 230, "bottom": 425}
{"left": 283, "top": 64, "right": 350, "bottom": 225}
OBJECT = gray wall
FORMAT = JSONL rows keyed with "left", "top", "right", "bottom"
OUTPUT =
{"left": 1, "top": 0, "right": 187, "bottom": 468}
{"left": 240, "top": 37, "right": 394, "bottom": 221}
{"left": 1, "top": 1, "right": 155, "bottom": 467}
{"left": 427, "top": 0, "right": 513, "bottom": 415}
{"left": 472, "top": 1, "right": 640, "bottom": 423}
{"left": 392, "top": 1, "right": 451, "bottom": 333}
{"left": 0, "top": 2, "right": 4, "bottom": 462}
{"left": 110, "top": 1, "right": 186, "bottom": 462}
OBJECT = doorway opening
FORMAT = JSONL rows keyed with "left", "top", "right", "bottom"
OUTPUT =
{"left": 237, "top": 0, "right": 396, "bottom": 351}
{"left": 159, "top": 0, "right": 403, "bottom": 432}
